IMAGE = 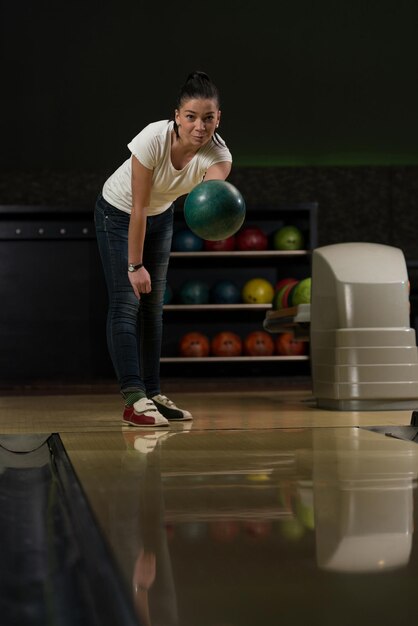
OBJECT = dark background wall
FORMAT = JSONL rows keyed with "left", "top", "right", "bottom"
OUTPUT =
{"left": 2, "top": 0, "right": 418, "bottom": 170}
{"left": 2, "top": 0, "right": 418, "bottom": 246}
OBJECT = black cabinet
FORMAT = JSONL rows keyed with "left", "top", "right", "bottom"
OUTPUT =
{"left": 0, "top": 205, "right": 112, "bottom": 384}
{"left": 0, "top": 202, "right": 318, "bottom": 384}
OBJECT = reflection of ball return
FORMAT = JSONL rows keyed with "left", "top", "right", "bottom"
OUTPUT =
{"left": 311, "top": 428, "right": 418, "bottom": 572}
{"left": 264, "top": 242, "right": 418, "bottom": 410}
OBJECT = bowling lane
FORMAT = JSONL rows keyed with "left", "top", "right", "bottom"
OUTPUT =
{"left": 0, "top": 388, "right": 414, "bottom": 434}
{"left": 62, "top": 426, "right": 418, "bottom": 626}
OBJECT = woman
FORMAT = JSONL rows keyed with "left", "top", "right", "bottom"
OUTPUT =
{"left": 95, "top": 71, "right": 232, "bottom": 427}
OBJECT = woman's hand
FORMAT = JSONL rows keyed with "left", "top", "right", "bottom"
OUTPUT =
{"left": 128, "top": 266, "right": 152, "bottom": 299}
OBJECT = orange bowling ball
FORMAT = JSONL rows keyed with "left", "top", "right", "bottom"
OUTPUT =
{"left": 275, "top": 332, "right": 307, "bottom": 356}
{"left": 179, "top": 332, "right": 210, "bottom": 357}
{"left": 244, "top": 330, "right": 275, "bottom": 356}
{"left": 211, "top": 331, "right": 243, "bottom": 357}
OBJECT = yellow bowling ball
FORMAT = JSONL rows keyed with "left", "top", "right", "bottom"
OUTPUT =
{"left": 242, "top": 278, "right": 275, "bottom": 304}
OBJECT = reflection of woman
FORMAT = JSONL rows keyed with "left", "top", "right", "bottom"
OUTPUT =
{"left": 114, "top": 430, "right": 179, "bottom": 625}
{"left": 132, "top": 549, "right": 156, "bottom": 626}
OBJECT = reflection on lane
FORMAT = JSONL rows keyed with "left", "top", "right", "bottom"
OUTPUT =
{"left": 65, "top": 426, "right": 418, "bottom": 626}
{"left": 312, "top": 428, "right": 418, "bottom": 572}
{"left": 156, "top": 428, "right": 418, "bottom": 624}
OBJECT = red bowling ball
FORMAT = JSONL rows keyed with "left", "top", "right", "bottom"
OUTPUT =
{"left": 235, "top": 226, "right": 268, "bottom": 251}
{"left": 204, "top": 236, "right": 236, "bottom": 251}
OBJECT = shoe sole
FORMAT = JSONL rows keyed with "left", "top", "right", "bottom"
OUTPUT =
{"left": 166, "top": 414, "right": 193, "bottom": 422}
{"left": 123, "top": 419, "right": 169, "bottom": 428}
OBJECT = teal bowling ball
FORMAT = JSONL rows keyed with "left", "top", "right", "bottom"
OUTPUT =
{"left": 210, "top": 280, "right": 241, "bottom": 304}
{"left": 179, "top": 279, "right": 210, "bottom": 304}
{"left": 172, "top": 228, "right": 204, "bottom": 252}
{"left": 164, "top": 284, "right": 173, "bottom": 304}
{"left": 184, "top": 180, "right": 246, "bottom": 241}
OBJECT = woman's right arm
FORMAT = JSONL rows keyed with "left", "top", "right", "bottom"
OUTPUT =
{"left": 128, "top": 155, "right": 154, "bottom": 299}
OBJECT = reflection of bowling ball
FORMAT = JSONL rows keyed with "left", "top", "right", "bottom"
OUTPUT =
{"left": 273, "top": 225, "right": 304, "bottom": 250}
{"left": 179, "top": 332, "right": 210, "bottom": 357}
{"left": 242, "top": 278, "right": 275, "bottom": 304}
{"left": 179, "top": 522, "right": 208, "bottom": 543}
{"left": 244, "top": 520, "right": 273, "bottom": 539}
{"left": 235, "top": 226, "right": 268, "bottom": 251}
{"left": 172, "top": 228, "right": 204, "bottom": 252}
{"left": 278, "top": 518, "right": 306, "bottom": 541}
{"left": 211, "top": 331, "right": 242, "bottom": 356}
{"left": 276, "top": 332, "right": 307, "bottom": 356}
{"left": 272, "top": 279, "right": 299, "bottom": 310}
{"left": 210, "top": 280, "right": 241, "bottom": 304}
{"left": 184, "top": 180, "right": 246, "bottom": 241}
{"left": 164, "top": 283, "right": 173, "bottom": 304}
{"left": 247, "top": 473, "right": 270, "bottom": 482}
{"left": 244, "top": 330, "right": 275, "bottom": 356}
{"left": 179, "top": 279, "right": 210, "bottom": 304}
{"left": 295, "top": 500, "right": 315, "bottom": 530}
{"left": 290, "top": 277, "right": 311, "bottom": 305}
{"left": 165, "top": 524, "right": 175, "bottom": 542}
{"left": 204, "top": 236, "right": 236, "bottom": 251}
{"left": 209, "top": 520, "right": 240, "bottom": 543}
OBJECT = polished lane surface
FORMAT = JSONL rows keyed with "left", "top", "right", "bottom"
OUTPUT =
{"left": 62, "top": 425, "right": 418, "bottom": 626}
{"left": 0, "top": 387, "right": 414, "bottom": 433}
{"left": 1, "top": 383, "right": 416, "bottom": 625}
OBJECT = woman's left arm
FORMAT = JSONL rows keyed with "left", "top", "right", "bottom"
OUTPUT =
{"left": 203, "top": 161, "right": 232, "bottom": 181}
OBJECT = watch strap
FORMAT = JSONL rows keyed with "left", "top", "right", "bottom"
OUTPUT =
{"left": 128, "top": 263, "right": 143, "bottom": 272}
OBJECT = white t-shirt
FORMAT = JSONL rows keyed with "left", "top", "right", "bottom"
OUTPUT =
{"left": 102, "top": 120, "right": 232, "bottom": 215}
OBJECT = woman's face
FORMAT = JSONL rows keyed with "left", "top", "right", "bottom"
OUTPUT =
{"left": 175, "top": 98, "right": 221, "bottom": 147}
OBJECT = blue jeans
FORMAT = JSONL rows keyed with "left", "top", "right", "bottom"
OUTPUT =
{"left": 94, "top": 193, "right": 174, "bottom": 396}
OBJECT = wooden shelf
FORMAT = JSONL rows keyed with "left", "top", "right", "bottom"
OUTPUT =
{"left": 170, "top": 250, "right": 310, "bottom": 258}
{"left": 161, "top": 356, "right": 309, "bottom": 363}
{"left": 164, "top": 304, "right": 272, "bottom": 311}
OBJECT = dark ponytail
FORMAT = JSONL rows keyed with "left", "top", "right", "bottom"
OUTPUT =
{"left": 176, "top": 71, "right": 220, "bottom": 109}
{"left": 172, "top": 71, "right": 223, "bottom": 146}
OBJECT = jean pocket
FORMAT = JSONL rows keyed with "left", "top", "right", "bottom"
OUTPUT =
{"left": 98, "top": 199, "right": 130, "bottom": 230}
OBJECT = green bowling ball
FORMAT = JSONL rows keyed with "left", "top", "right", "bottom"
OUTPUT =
{"left": 273, "top": 225, "right": 304, "bottom": 251}
{"left": 290, "top": 277, "right": 311, "bottom": 306}
{"left": 184, "top": 180, "right": 246, "bottom": 241}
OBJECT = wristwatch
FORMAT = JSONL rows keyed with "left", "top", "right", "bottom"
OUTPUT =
{"left": 128, "top": 263, "right": 143, "bottom": 272}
